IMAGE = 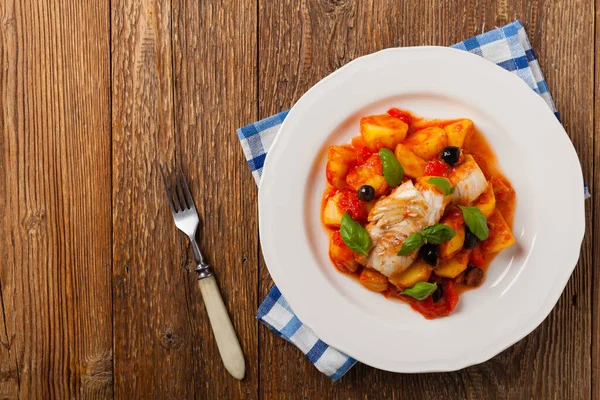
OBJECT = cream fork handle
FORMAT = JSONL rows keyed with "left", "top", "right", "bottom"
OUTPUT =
{"left": 198, "top": 275, "right": 245, "bottom": 380}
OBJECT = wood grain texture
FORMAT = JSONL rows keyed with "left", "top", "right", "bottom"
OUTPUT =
{"left": 593, "top": 0, "right": 600, "bottom": 397}
{"left": 258, "top": 1, "right": 594, "bottom": 398}
{"left": 0, "top": 0, "right": 113, "bottom": 398}
{"left": 171, "top": 0, "right": 259, "bottom": 397}
{"left": 0, "top": 4, "right": 20, "bottom": 397}
{"left": 111, "top": 0, "right": 194, "bottom": 397}
{"left": 112, "top": 0, "right": 258, "bottom": 397}
{"left": 0, "top": 0, "right": 595, "bottom": 397}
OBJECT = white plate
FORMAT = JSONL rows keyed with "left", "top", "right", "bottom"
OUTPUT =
{"left": 258, "top": 47, "right": 585, "bottom": 373}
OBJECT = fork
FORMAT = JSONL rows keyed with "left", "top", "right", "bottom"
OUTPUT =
{"left": 160, "top": 163, "right": 245, "bottom": 380}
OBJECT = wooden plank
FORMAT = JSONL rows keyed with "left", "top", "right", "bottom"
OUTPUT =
{"left": 0, "top": 3, "right": 20, "bottom": 397}
{"left": 111, "top": 0, "right": 193, "bottom": 397}
{"left": 258, "top": 0, "right": 594, "bottom": 398}
{"left": 0, "top": 287, "right": 18, "bottom": 398}
{"left": 170, "top": 0, "right": 259, "bottom": 397}
{"left": 533, "top": 2, "right": 595, "bottom": 398}
{"left": 0, "top": 0, "right": 113, "bottom": 398}
{"left": 112, "top": 0, "right": 258, "bottom": 397}
{"left": 593, "top": 0, "right": 600, "bottom": 397}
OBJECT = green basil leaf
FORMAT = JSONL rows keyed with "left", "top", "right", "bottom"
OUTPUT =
{"left": 428, "top": 177, "right": 455, "bottom": 196}
{"left": 397, "top": 233, "right": 424, "bottom": 256}
{"left": 459, "top": 206, "right": 489, "bottom": 240}
{"left": 340, "top": 213, "right": 372, "bottom": 256}
{"left": 422, "top": 223, "right": 456, "bottom": 245}
{"left": 402, "top": 282, "right": 438, "bottom": 301}
{"left": 378, "top": 148, "right": 403, "bottom": 187}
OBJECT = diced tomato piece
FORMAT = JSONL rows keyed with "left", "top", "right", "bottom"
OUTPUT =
{"left": 351, "top": 136, "right": 375, "bottom": 165}
{"left": 407, "top": 295, "right": 434, "bottom": 316}
{"left": 406, "top": 296, "right": 449, "bottom": 320}
{"left": 403, "top": 280, "right": 459, "bottom": 319}
{"left": 424, "top": 159, "right": 449, "bottom": 176}
{"left": 470, "top": 246, "right": 484, "bottom": 267}
{"left": 443, "top": 281, "right": 459, "bottom": 312}
{"left": 387, "top": 108, "right": 412, "bottom": 126}
{"left": 337, "top": 190, "right": 368, "bottom": 222}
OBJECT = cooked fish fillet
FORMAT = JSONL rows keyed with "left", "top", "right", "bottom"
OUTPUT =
{"left": 448, "top": 155, "right": 487, "bottom": 205}
{"left": 357, "top": 180, "right": 448, "bottom": 277}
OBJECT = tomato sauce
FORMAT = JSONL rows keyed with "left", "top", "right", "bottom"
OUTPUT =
{"left": 424, "top": 159, "right": 449, "bottom": 176}
{"left": 351, "top": 136, "right": 375, "bottom": 165}
{"left": 409, "top": 118, "right": 461, "bottom": 132}
{"left": 337, "top": 190, "right": 368, "bottom": 222}
{"left": 322, "top": 111, "right": 516, "bottom": 318}
{"left": 456, "top": 127, "right": 516, "bottom": 295}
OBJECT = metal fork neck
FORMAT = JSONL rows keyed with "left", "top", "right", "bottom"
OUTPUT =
{"left": 195, "top": 263, "right": 213, "bottom": 279}
{"left": 189, "top": 234, "right": 205, "bottom": 263}
{"left": 189, "top": 234, "right": 212, "bottom": 279}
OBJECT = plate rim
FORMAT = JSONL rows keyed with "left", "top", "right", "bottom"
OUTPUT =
{"left": 258, "top": 45, "right": 585, "bottom": 373}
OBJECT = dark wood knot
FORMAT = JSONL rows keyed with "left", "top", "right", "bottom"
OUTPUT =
{"left": 22, "top": 210, "right": 46, "bottom": 234}
{"left": 159, "top": 327, "right": 183, "bottom": 350}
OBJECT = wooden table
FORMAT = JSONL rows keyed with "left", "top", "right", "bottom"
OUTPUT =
{"left": 0, "top": 0, "right": 596, "bottom": 398}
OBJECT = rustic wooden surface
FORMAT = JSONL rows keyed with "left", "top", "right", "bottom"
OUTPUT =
{"left": 0, "top": 0, "right": 113, "bottom": 398}
{"left": 0, "top": 0, "right": 595, "bottom": 398}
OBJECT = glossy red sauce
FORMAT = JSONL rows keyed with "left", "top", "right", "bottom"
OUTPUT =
{"left": 322, "top": 112, "right": 516, "bottom": 317}
{"left": 457, "top": 127, "right": 516, "bottom": 295}
{"left": 424, "top": 159, "right": 449, "bottom": 176}
{"left": 337, "top": 190, "right": 368, "bottom": 222}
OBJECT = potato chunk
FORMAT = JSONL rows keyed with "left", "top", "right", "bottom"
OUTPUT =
{"left": 322, "top": 192, "right": 344, "bottom": 227}
{"left": 329, "top": 231, "right": 358, "bottom": 273}
{"left": 435, "top": 249, "right": 471, "bottom": 278}
{"left": 474, "top": 183, "right": 496, "bottom": 218}
{"left": 402, "top": 127, "right": 448, "bottom": 160}
{"left": 481, "top": 210, "right": 515, "bottom": 253}
{"left": 359, "top": 268, "right": 389, "bottom": 292}
{"left": 326, "top": 145, "right": 357, "bottom": 189}
{"left": 389, "top": 261, "right": 431, "bottom": 288}
{"left": 394, "top": 143, "right": 427, "bottom": 178}
{"left": 360, "top": 114, "right": 409, "bottom": 151}
{"left": 438, "top": 209, "right": 465, "bottom": 259}
{"left": 443, "top": 119, "right": 473, "bottom": 147}
{"left": 346, "top": 154, "right": 388, "bottom": 196}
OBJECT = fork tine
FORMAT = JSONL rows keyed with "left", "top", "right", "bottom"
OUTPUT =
{"left": 162, "top": 163, "right": 181, "bottom": 212}
{"left": 170, "top": 161, "right": 189, "bottom": 210}
{"left": 178, "top": 163, "right": 196, "bottom": 210}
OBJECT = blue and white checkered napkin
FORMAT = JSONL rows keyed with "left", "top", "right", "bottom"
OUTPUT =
{"left": 238, "top": 20, "right": 587, "bottom": 381}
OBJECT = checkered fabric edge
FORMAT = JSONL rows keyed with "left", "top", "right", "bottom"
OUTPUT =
{"left": 238, "top": 20, "right": 589, "bottom": 381}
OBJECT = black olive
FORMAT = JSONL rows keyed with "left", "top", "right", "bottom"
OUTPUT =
{"left": 463, "top": 227, "right": 479, "bottom": 249}
{"left": 465, "top": 266, "right": 484, "bottom": 286}
{"left": 357, "top": 185, "right": 375, "bottom": 202}
{"left": 441, "top": 146, "right": 461, "bottom": 166}
{"left": 420, "top": 243, "right": 438, "bottom": 267}
{"left": 432, "top": 283, "right": 444, "bottom": 302}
